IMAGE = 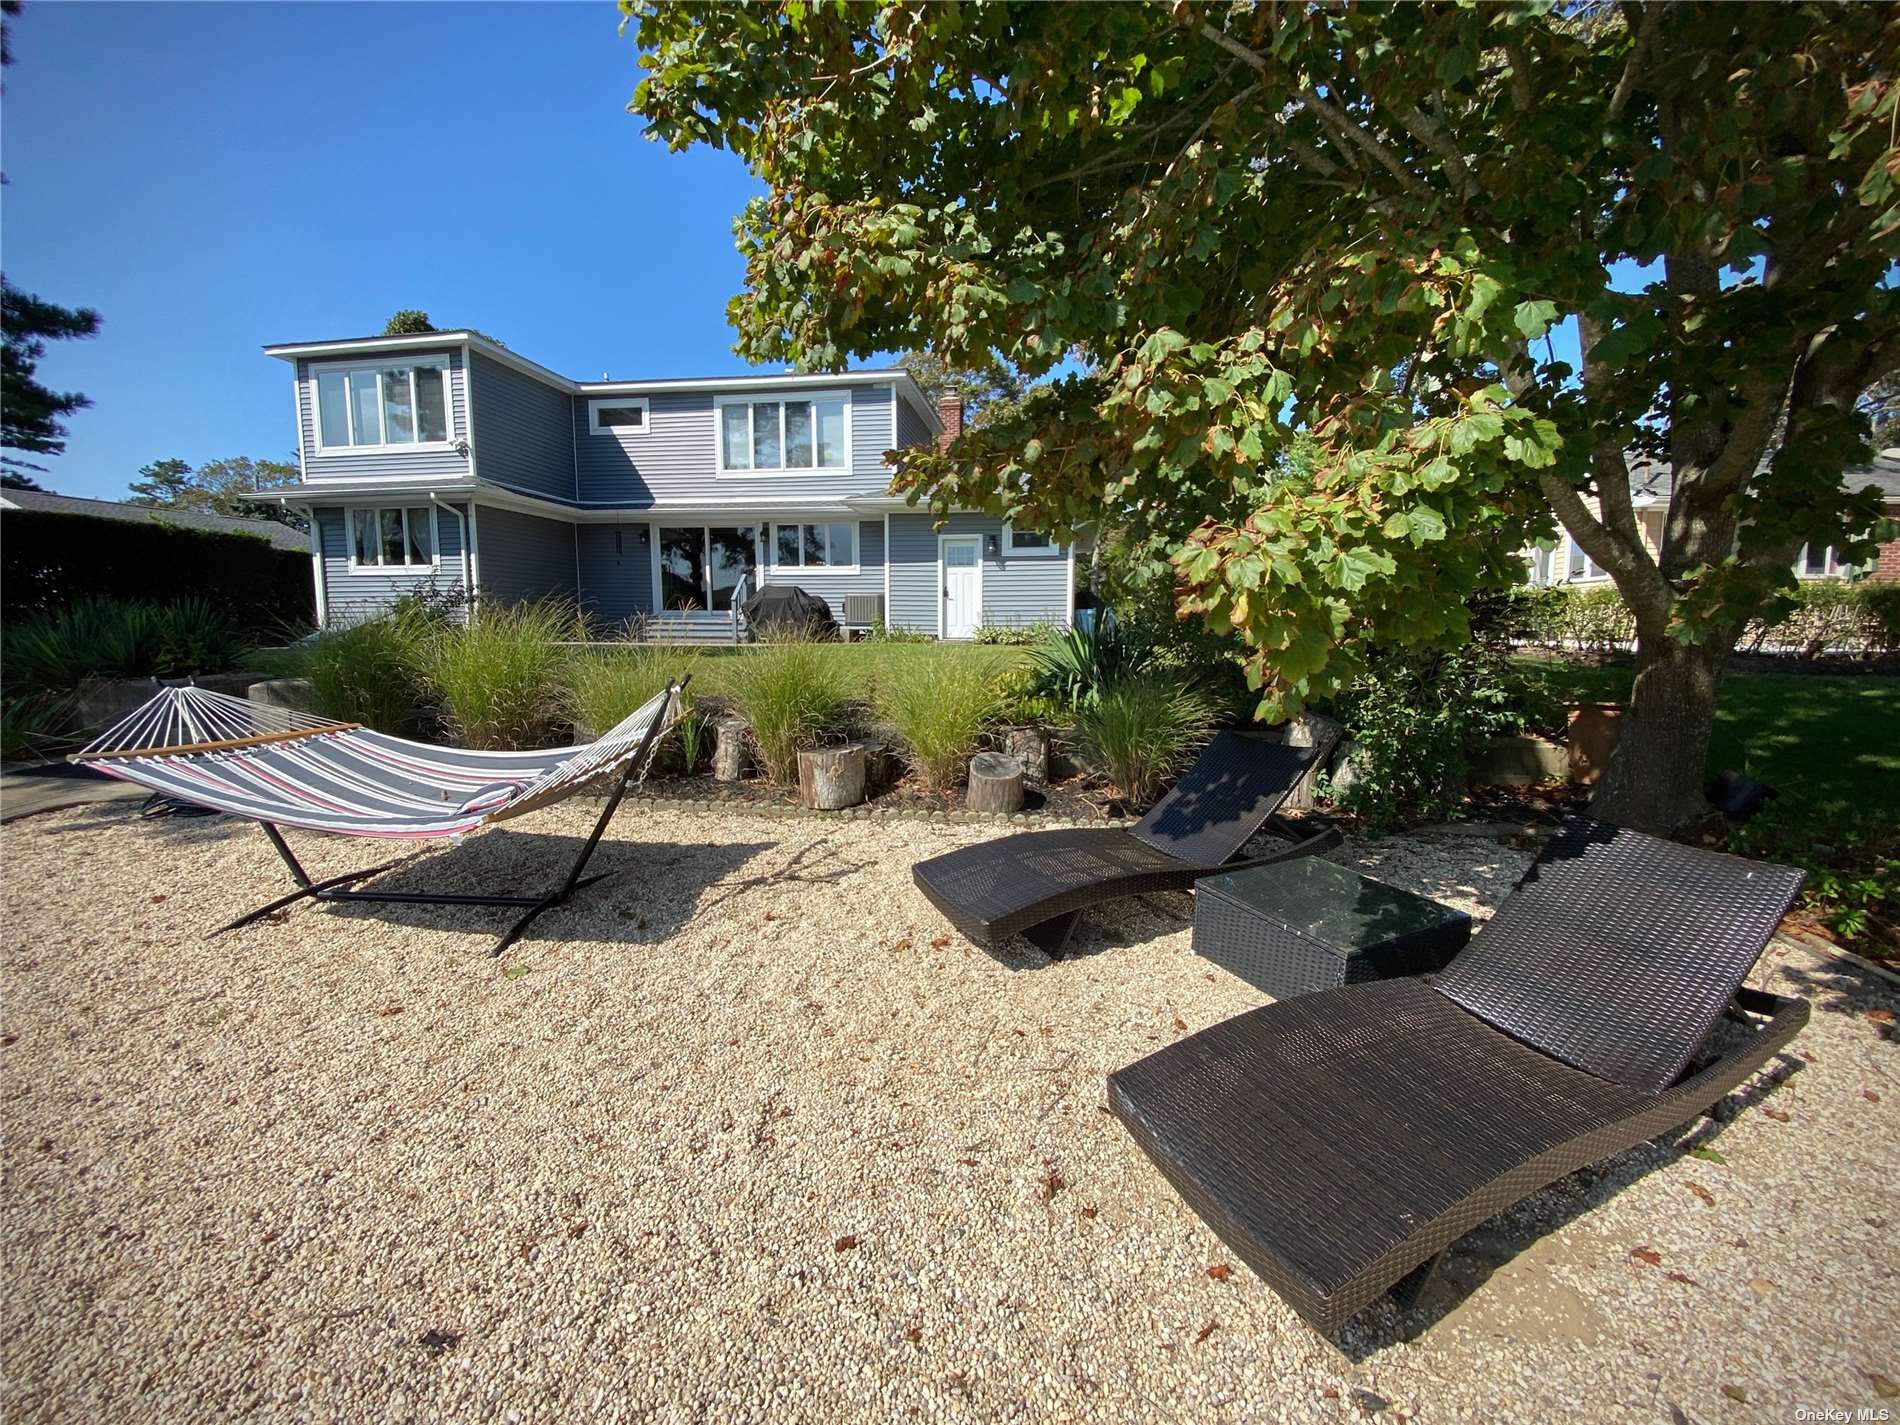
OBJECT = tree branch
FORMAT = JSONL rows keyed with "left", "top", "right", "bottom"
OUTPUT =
{"left": 1298, "top": 86, "right": 1429, "bottom": 198}
{"left": 1606, "top": 2, "right": 1662, "bottom": 122}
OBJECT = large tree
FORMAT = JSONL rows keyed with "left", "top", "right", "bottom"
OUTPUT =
{"left": 1, "top": 279, "right": 100, "bottom": 473}
{"left": 127, "top": 454, "right": 305, "bottom": 529}
{"left": 631, "top": 1, "right": 1900, "bottom": 833}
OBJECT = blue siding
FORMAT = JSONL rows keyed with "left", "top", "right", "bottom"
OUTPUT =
{"left": 576, "top": 522, "right": 654, "bottom": 629}
{"left": 297, "top": 349, "right": 471, "bottom": 482}
{"left": 475, "top": 507, "right": 578, "bottom": 604}
{"left": 469, "top": 352, "right": 575, "bottom": 500}
{"left": 887, "top": 512, "right": 1071, "bottom": 636}
{"left": 894, "top": 392, "right": 933, "bottom": 451}
{"left": 315, "top": 503, "right": 469, "bottom": 625}
{"left": 573, "top": 383, "right": 898, "bottom": 507}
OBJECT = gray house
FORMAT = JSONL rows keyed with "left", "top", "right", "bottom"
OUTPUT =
{"left": 256, "top": 331, "right": 1075, "bottom": 639}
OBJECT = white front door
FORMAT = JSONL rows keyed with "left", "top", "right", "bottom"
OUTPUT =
{"left": 940, "top": 535, "right": 982, "bottom": 639}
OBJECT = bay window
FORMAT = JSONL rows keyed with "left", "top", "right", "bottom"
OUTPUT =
{"left": 316, "top": 359, "right": 451, "bottom": 451}
{"left": 718, "top": 393, "right": 848, "bottom": 473}
{"left": 772, "top": 522, "right": 857, "bottom": 569}
{"left": 349, "top": 506, "right": 436, "bottom": 569}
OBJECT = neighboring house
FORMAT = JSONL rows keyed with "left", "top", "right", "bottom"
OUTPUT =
{"left": 0, "top": 488, "right": 309, "bottom": 551}
{"left": 253, "top": 330, "right": 1075, "bottom": 639}
{"left": 1526, "top": 451, "right": 1900, "bottom": 586}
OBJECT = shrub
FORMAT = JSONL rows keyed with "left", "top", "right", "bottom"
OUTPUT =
{"left": 1074, "top": 674, "right": 1217, "bottom": 806}
{"left": 1, "top": 597, "right": 252, "bottom": 694}
{"left": 304, "top": 607, "right": 435, "bottom": 735}
{"left": 722, "top": 634, "right": 847, "bottom": 785}
{"left": 566, "top": 644, "right": 696, "bottom": 738}
{"left": 0, "top": 692, "right": 78, "bottom": 760}
{"left": 1321, "top": 611, "right": 1556, "bottom": 833}
{"left": 874, "top": 648, "right": 1012, "bottom": 790}
{"left": 1026, "top": 619, "right": 1136, "bottom": 709}
{"left": 422, "top": 600, "right": 573, "bottom": 750}
{"left": 862, "top": 619, "right": 933, "bottom": 644}
{"left": 973, "top": 620, "right": 1060, "bottom": 647}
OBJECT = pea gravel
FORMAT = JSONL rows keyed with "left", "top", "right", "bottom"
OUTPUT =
{"left": 1, "top": 799, "right": 1894, "bottom": 1424}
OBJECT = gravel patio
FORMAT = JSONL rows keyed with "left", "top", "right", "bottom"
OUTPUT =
{"left": 1, "top": 797, "right": 1894, "bottom": 1423}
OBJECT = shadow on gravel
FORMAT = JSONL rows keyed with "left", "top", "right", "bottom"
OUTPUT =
{"left": 1329, "top": 1049, "right": 1807, "bottom": 1364}
{"left": 1770, "top": 956, "right": 1900, "bottom": 1026}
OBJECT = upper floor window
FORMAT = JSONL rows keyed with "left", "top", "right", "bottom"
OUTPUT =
{"left": 1002, "top": 525, "right": 1058, "bottom": 556}
{"left": 773, "top": 521, "right": 857, "bottom": 570}
{"left": 349, "top": 506, "right": 436, "bottom": 570}
{"left": 588, "top": 397, "right": 649, "bottom": 435}
{"left": 718, "top": 393, "right": 848, "bottom": 474}
{"left": 316, "top": 359, "right": 451, "bottom": 452}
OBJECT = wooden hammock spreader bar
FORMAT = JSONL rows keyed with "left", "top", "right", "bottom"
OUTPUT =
{"left": 73, "top": 722, "right": 362, "bottom": 762}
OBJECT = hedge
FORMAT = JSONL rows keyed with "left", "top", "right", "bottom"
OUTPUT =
{"left": 2, "top": 510, "right": 314, "bottom": 635}
{"left": 1517, "top": 580, "right": 1900, "bottom": 657}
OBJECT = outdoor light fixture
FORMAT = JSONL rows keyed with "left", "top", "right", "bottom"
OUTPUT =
{"left": 985, "top": 532, "right": 1000, "bottom": 557}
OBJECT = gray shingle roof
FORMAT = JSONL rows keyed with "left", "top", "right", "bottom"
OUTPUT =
{"left": 1624, "top": 452, "right": 1900, "bottom": 505}
{"left": 0, "top": 489, "right": 310, "bottom": 551}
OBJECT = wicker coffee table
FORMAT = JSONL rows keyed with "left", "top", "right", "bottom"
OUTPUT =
{"left": 1194, "top": 856, "right": 1471, "bottom": 999}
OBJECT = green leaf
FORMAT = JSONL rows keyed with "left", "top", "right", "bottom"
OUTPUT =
{"left": 1513, "top": 299, "right": 1559, "bottom": 341}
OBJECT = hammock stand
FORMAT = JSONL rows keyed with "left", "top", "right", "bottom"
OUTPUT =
{"left": 71, "top": 676, "right": 690, "bottom": 956}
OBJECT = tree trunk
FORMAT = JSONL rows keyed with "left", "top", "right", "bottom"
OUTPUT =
{"left": 712, "top": 717, "right": 749, "bottom": 782}
{"left": 797, "top": 743, "right": 867, "bottom": 809}
{"left": 1586, "top": 637, "right": 1723, "bottom": 835}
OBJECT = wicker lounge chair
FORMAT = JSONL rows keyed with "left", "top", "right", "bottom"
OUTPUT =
{"left": 913, "top": 730, "right": 1339, "bottom": 957}
{"left": 1108, "top": 817, "right": 1807, "bottom": 1336}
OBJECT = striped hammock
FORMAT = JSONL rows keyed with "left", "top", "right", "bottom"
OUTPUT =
{"left": 72, "top": 683, "right": 683, "bottom": 839}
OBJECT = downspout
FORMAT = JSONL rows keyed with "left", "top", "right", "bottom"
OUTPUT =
{"left": 432, "top": 495, "right": 473, "bottom": 610}
{"left": 299, "top": 501, "right": 327, "bottom": 629}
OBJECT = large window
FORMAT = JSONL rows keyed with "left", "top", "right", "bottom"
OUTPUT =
{"left": 659, "top": 526, "right": 758, "bottom": 612}
{"left": 316, "top": 359, "right": 451, "bottom": 451}
{"left": 349, "top": 507, "right": 436, "bottom": 570}
{"left": 718, "top": 394, "right": 848, "bottom": 473}
{"left": 772, "top": 522, "right": 856, "bottom": 570}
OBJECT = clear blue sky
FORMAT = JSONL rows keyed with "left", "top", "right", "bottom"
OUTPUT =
{"left": 4, "top": 2, "right": 769, "bottom": 500}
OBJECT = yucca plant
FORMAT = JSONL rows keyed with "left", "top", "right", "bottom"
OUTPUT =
{"left": 422, "top": 599, "right": 573, "bottom": 750}
{"left": 1, "top": 598, "right": 250, "bottom": 693}
{"left": 1075, "top": 674, "right": 1217, "bottom": 806}
{"left": 1026, "top": 618, "right": 1135, "bottom": 710}
{"left": 874, "top": 648, "right": 1012, "bottom": 791}
{"left": 722, "top": 633, "right": 846, "bottom": 785}
{"left": 0, "top": 692, "right": 79, "bottom": 761}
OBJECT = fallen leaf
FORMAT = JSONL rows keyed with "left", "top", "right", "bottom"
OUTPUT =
{"left": 150, "top": 894, "right": 168, "bottom": 904}
{"left": 1866, "top": 1090, "right": 1882, "bottom": 1103}
{"left": 763, "top": 911, "right": 776, "bottom": 922}
{"left": 1194, "top": 1318, "right": 1218, "bottom": 1344}
{"left": 378, "top": 1004, "right": 404, "bottom": 1018}
{"left": 1720, "top": 1384, "right": 1748, "bottom": 1404}
{"left": 1631, "top": 1247, "right": 1663, "bottom": 1267}
{"left": 1686, "top": 1182, "right": 1715, "bottom": 1207}
{"left": 1040, "top": 1167, "right": 1065, "bottom": 1202}
{"left": 930, "top": 935, "right": 950, "bottom": 949}
{"left": 1078, "top": 1205, "right": 1098, "bottom": 1219}
{"left": 1664, "top": 1270, "right": 1698, "bottom": 1286}
{"left": 1206, "top": 1263, "right": 1232, "bottom": 1282}
{"left": 1762, "top": 1108, "right": 1790, "bottom": 1122}
{"left": 889, "top": 937, "right": 912, "bottom": 952}
{"left": 1867, "top": 1008, "right": 1896, "bottom": 1025}
{"left": 1868, "top": 1371, "right": 1898, "bottom": 1399}
{"left": 503, "top": 965, "right": 530, "bottom": 981}
{"left": 1205, "top": 974, "right": 1218, "bottom": 983}
{"left": 1748, "top": 1277, "right": 1776, "bottom": 1296}
{"left": 903, "top": 1325, "right": 922, "bottom": 1344}
{"left": 1322, "top": 1387, "right": 1340, "bottom": 1401}
{"left": 1171, "top": 1017, "right": 1188, "bottom": 1032}
{"left": 1350, "top": 1387, "right": 1391, "bottom": 1414}
{"left": 958, "top": 1157, "right": 978, "bottom": 1167}
{"left": 1689, "top": 1147, "right": 1728, "bottom": 1165}
{"left": 833, "top": 1235, "right": 858, "bottom": 1252}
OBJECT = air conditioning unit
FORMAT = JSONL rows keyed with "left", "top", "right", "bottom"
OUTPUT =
{"left": 842, "top": 593, "right": 885, "bottom": 628}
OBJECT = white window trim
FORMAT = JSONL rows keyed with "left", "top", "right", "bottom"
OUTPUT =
{"left": 587, "top": 396, "right": 651, "bottom": 437}
{"left": 345, "top": 505, "right": 440, "bottom": 575}
{"left": 311, "top": 355, "right": 457, "bottom": 457}
{"left": 767, "top": 520, "right": 861, "bottom": 576}
{"left": 1796, "top": 543, "right": 1851, "bottom": 578}
{"left": 1001, "top": 523, "right": 1061, "bottom": 557}
{"left": 649, "top": 522, "right": 762, "bottom": 613}
{"left": 713, "top": 390, "right": 852, "bottom": 477}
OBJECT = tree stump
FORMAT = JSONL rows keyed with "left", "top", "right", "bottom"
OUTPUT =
{"left": 712, "top": 717, "right": 750, "bottom": 782}
{"left": 798, "top": 743, "right": 867, "bottom": 810}
{"left": 1004, "top": 727, "right": 1049, "bottom": 787}
{"left": 1279, "top": 710, "right": 1345, "bottom": 811}
{"left": 967, "top": 751, "right": 1025, "bottom": 815}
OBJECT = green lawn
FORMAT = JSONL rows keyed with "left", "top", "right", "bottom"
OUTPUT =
{"left": 1527, "top": 662, "right": 1900, "bottom": 828}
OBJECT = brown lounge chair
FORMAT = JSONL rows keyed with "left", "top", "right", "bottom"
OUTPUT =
{"left": 913, "top": 730, "right": 1339, "bottom": 956}
{"left": 1108, "top": 817, "right": 1807, "bottom": 1335}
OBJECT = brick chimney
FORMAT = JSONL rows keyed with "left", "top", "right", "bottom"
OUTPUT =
{"left": 937, "top": 394, "right": 964, "bottom": 449}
